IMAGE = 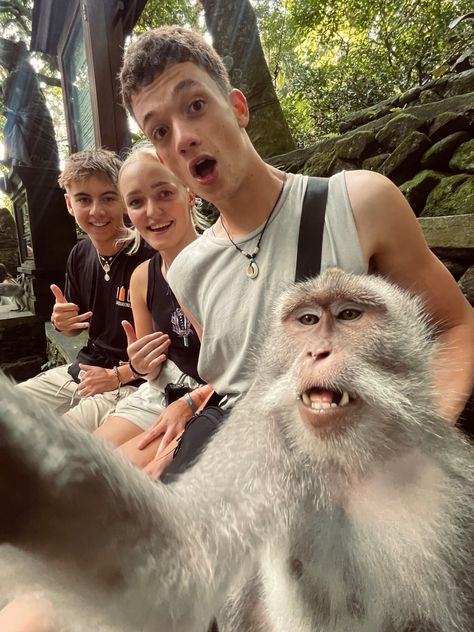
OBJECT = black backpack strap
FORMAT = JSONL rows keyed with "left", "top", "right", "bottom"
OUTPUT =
{"left": 295, "top": 176, "right": 328, "bottom": 282}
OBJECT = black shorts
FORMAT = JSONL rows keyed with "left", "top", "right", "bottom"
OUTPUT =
{"left": 161, "top": 405, "right": 230, "bottom": 484}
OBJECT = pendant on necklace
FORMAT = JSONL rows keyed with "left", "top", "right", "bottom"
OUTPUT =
{"left": 103, "top": 262, "right": 111, "bottom": 282}
{"left": 247, "top": 259, "right": 259, "bottom": 279}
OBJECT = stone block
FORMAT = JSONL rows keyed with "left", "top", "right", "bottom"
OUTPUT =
{"left": 428, "top": 112, "right": 472, "bottom": 142}
{"left": 361, "top": 153, "right": 390, "bottom": 172}
{"left": 381, "top": 131, "right": 432, "bottom": 184}
{"left": 303, "top": 151, "right": 335, "bottom": 177}
{"left": 399, "top": 170, "right": 445, "bottom": 216}
{"left": 420, "top": 132, "right": 471, "bottom": 170}
{"left": 334, "top": 130, "right": 377, "bottom": 160}
{"left": 422, "top": 175, "right": 474, "bottom": 217}
{"left": 418, "top": 214, "right": 474, "bottom": 248}
{"left": 376, "top": 113, "right": 424, "bottom": 151}
{"left": 458, "top": 265, "right": 474, "bottom": 306}
{"left": 45, "top": 322, "right": 88, "bottom": 365}
{"left": 449, "top": 139, "right": 474, "bottom": 174}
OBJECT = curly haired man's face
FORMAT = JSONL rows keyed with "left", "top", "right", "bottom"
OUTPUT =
{"left": 131, "top": 62, "right": 250, "bottom": 206}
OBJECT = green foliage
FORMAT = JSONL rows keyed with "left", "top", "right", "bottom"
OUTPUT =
{"left": 134, "top": 0, "right": 200, "bottom": 32}
{"left": 253, "top": 0, "right": 474, "bottom": 145}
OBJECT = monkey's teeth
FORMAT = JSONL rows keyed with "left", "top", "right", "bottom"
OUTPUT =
{"left": 302, "top": 392, "right": 311, "bottom": 406}
{"left": 311, "top": 401, "right": 331, "bottom": 411}
{"left": 339, "top": 391, "right": 350, "bottom": 407}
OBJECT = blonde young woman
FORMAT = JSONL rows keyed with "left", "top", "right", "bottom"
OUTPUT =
{"left": 94, "top": 144, "right": 212, "bottom": 478}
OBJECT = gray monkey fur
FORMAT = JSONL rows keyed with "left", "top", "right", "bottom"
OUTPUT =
{"left": 0, "top": 268, "right": 472, "bottom": 631}
{"left": 0, "top": 283, "right": 24, "bottom": 298}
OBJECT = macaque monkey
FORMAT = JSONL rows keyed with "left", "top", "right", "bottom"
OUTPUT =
{"left": 0, "top": 268, "right": 472, "bottom": 632}
{"left": 0, "top": 284, "right": 23, "bottom": 299}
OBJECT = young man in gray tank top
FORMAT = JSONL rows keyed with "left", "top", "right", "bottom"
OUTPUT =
{"left": 120, "top": 27, "right": 473, "bottom": 450}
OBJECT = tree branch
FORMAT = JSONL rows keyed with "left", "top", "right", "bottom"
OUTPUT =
{"left": 36, "top": 73, "right": 61, "bottom": 88}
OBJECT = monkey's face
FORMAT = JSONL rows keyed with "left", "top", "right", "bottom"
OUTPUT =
{"left": 283, "top": 296, "right": 377, "bottom": 434}
{"left": 269, "top": 269, "right": 434, "bottom": 452}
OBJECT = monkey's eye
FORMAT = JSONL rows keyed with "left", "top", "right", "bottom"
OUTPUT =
{"left": 298, "top": 313, "right": 320, "bottom": 325}
{"left": 337, "top": 308, "right": 361, "bottom": 321}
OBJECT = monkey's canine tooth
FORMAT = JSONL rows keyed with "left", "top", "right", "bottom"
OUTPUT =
{"left": 339, "top": 391, "right": 350, "bottom": 407}
{"left": 301, "top": 392, "right": 311, "bottom": 406}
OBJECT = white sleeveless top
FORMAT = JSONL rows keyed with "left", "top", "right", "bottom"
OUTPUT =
{"left": 168, "top": 171, "right": 367, "bottom": 408}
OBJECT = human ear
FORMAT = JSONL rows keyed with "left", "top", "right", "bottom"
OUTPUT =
{"left": 187, "top": 189, "right": 196, "bottom": 209}
{"left": 64, "top": 193, "right": 75, "bottom": 218}
{"left": 229, "top": 89, "right": 249, "bottom": 128}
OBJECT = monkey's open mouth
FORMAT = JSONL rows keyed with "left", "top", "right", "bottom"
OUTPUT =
{"left": 299, "top": 387, "right": 353, "bottom": 412}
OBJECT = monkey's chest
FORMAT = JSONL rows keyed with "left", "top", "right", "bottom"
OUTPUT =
{"left": 260, "top": 497, "right": 447, "bottom": 632}
{"left": 261, "top": 509, "right": 386, "bottom": 632}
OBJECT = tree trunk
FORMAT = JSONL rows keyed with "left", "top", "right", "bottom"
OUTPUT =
{"left": 202, "top": 0, "right": 295, "bottom": 158}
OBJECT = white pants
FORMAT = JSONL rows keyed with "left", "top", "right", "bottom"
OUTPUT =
{"left": 16, "top": 365, "right": 137, "bottom": 432}
{"left": 113, "top": 358, "right": 200, "bottom": 431}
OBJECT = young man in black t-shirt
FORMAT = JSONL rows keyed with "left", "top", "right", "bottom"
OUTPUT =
{"left": 17, "top": 149, "right": 153, "bottom": 431}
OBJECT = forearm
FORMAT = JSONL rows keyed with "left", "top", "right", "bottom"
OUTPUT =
{"left": 127, "top": 359, "right": 163, "bottom": 382}
{"left": 116, "top": 362, "right": 155, "bottom": 386}
{"left": 433, "top": 321, "right": 474, "bottom": 424}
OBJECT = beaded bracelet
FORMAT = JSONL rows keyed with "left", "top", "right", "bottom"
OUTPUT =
{"left": 113, "top": 365, "right": 122, "bottom": 401}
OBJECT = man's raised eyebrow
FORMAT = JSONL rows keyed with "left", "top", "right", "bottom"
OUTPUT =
{"left": 173, "top": 78, "right": 200, "bottom": 96}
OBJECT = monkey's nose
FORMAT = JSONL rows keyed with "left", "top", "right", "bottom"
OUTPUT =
{"left": 308, "top": 350, "right": 331, "bottom": 362}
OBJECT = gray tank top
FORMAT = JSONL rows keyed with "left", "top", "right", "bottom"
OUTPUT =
{"left": 168, "top": 171, "right": 367, "bottom": 408}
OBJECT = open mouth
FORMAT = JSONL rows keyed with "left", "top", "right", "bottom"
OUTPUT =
{"left": 148, "top": 221, "right": 172, "bottom": 234}
{"left": 299, "top": 387, "right": 354, "bottom": 413}
{"left": 192, "top": 158, "right": 217, "bottom": 182}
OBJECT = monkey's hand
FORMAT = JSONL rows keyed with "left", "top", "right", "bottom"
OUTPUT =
{"left": 122, "top": 320, "right": 170, "bottom": 380}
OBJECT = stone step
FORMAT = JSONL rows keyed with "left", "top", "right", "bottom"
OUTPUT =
{"left": 418, "top": 214, "right": 474, "bottom": 249}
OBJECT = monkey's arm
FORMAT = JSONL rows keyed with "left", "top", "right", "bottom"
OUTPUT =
{"left": 0, "top": 377, "right": 278, "bottom": 631}
{"left": 346, "top": 169, "right": 474, "bottom": 423}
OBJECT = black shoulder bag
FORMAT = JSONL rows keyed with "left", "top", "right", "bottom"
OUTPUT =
{"left": 295, "top": 175, "right": 328, "bottom": 282}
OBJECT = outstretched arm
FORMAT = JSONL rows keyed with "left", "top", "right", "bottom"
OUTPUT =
{"left": 0, "top": 377, "right": 277, "bottom": 631}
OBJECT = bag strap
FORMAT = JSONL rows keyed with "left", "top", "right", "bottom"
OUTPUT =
{"left": 295, "top": 176, "right": 328, "bottom": 282}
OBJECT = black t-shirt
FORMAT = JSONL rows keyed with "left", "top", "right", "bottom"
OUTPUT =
{"left": 147, "top": 253, "right": 201, "bottom": 383}
{"left": 65, "top": 238, "right": 154, "bottom": 382}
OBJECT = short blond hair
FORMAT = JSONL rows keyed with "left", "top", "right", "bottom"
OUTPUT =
{"left": 58, "top": 148, "right": 122, "bottom": 190}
